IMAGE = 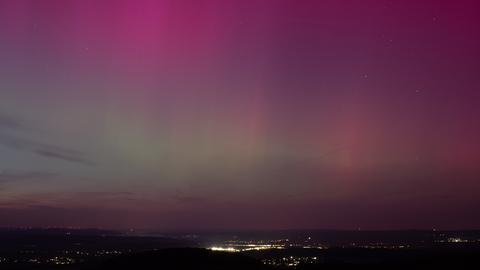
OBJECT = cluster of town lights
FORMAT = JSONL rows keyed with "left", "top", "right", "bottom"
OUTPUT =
{"left": 208, "top": 244, "right": 285, "bottom": 252}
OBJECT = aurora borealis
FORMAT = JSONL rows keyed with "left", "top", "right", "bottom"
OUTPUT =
{"left": 0, "top": 0, "right": 479, "bottom": 230}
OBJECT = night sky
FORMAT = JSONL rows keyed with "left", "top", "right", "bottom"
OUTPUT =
{"left": 0, "top": 0, "right": 479, "bottom": 230}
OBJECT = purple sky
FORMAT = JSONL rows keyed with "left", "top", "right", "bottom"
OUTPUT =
{"left": 0, "top": 0, "right": 479, "bottom": 230}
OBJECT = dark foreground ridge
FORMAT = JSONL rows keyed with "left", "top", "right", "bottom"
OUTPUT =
{"left": 2, "top": 229, "right": 480, "bottom": 269}
{"left": 2, "top": 247, "right": 480, "bottom": 269}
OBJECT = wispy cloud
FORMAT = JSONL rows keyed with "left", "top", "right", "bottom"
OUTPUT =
{"left": 0, "top": 113, "right": 95, "bottom": 166}
{"left": 34, "top": 149, "right": 95, "bottom": 166}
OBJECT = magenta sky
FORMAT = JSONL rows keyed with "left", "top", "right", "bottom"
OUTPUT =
{"left": 0, "top": 0, "right": 479, "bottom": 230}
